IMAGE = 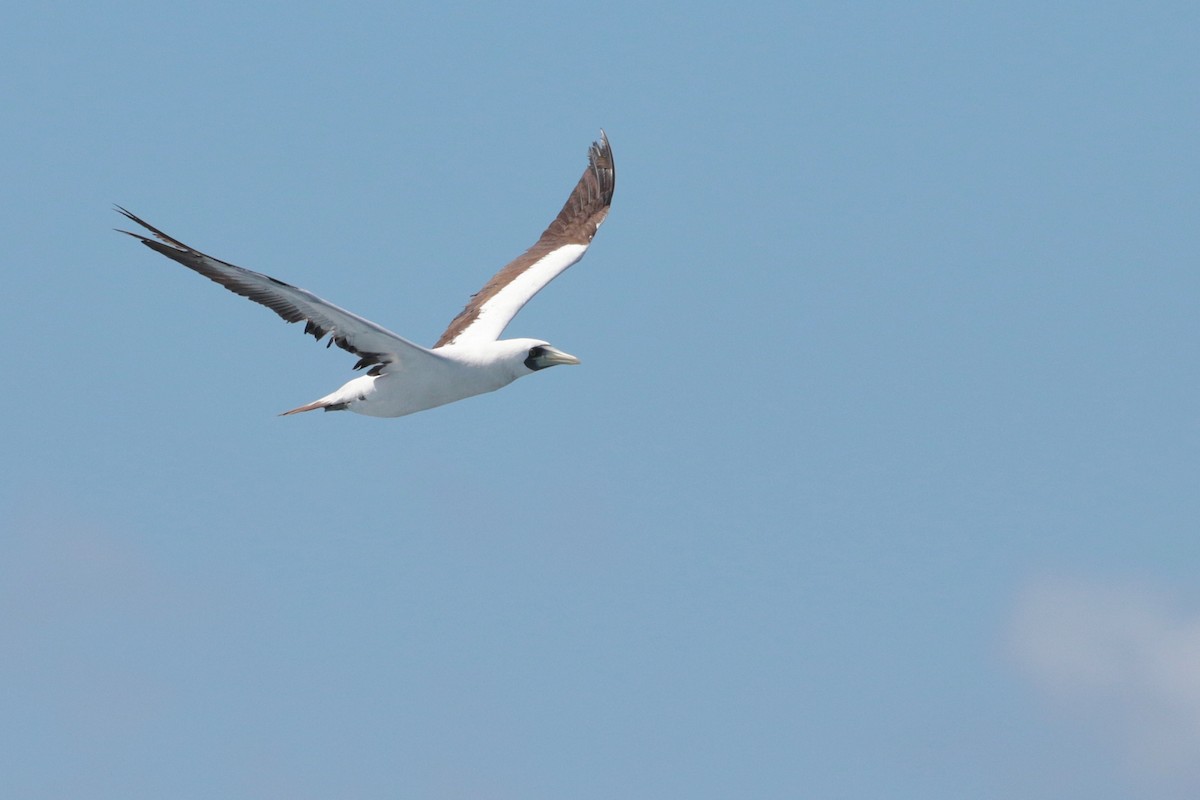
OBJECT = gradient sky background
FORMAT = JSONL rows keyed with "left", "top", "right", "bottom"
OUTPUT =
{"left": 3, "top": 2, "right": 1198, "bottom": 798}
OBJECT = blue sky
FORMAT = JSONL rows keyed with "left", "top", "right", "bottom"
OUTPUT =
{"left": 2, "top": 2, "right": 1198, "bottom": 797}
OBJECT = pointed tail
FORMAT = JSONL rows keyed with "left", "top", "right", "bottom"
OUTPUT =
{"left": 278, "top": 399, "right": 349, "bottom": 416}
{"left": 279, "top": 375, "right": 374, "bottom": 417}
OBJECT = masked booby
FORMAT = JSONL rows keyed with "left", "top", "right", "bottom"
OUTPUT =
{"left": 118, "top": 132, "right": 614, "bottom": 418}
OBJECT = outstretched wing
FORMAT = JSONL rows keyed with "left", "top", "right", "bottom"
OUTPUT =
{"left": 117, "top": 206, "right": 440, "bottom": 372}
{"left": 434, "top": 131, "right": 615, "bottom": 348}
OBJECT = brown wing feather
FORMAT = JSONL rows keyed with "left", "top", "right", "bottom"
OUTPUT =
{"left": 433, "top": 132, "right": 615, "bottom": 348}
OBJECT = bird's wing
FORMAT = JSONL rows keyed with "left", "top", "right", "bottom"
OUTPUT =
{"left": 433, "top": 131, "right": 615, "bottom": 348}
{"left": 117, "top": 207, "right": 441, "bottom": 372}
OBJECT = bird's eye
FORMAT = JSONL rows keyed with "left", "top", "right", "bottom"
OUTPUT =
{"left": 524, "top": 346, "right": 547, "bottom": 371}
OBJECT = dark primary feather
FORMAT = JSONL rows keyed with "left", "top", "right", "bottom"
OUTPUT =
{"left": 115, "top": 206, "right": 430, "bottom": 371}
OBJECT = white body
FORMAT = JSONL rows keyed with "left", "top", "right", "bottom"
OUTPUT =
{"left": 319, "top": 340, "right": 542, "bottom": 418}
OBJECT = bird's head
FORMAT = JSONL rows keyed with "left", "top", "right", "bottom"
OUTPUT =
{"left": 443, "top": 338, "right": 581, "bottom": 383}
{"left": 520, "top": 340, "right": 581, "bottom": 372}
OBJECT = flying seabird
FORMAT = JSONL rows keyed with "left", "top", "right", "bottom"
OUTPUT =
{"left": 118, "top": 132, "right": 614, "bottom": 418}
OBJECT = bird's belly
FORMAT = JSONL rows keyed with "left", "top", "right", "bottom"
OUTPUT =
{"left": 349, "top": 368, "right": 515, "bottom": 418}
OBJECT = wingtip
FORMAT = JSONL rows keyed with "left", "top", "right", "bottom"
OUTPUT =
{"left": 588, "top": 130, "right": 614, "bottom": 188}
{"left": 114, "top": 205, "right": 138, "bottom": 236}
{"left": 113, "top": 204, "right": 142, "bottom": 227}
{"left": 592, "top": 129, "right": 611, "bottom": 159}
{"left": 113, "top": 206, "right": 194, "bottom": 251}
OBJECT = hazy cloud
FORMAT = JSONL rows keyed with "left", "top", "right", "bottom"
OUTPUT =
{"left": 1008, "top": 577, "right": 1200, "bottom": 791}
